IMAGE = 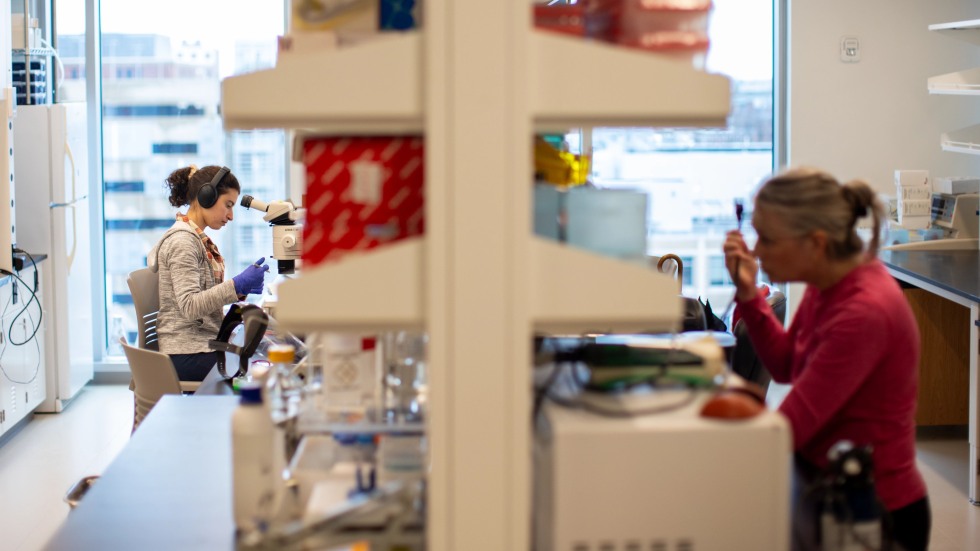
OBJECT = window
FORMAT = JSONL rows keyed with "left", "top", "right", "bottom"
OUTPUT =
{"left": 152, "top": 143, "right": 198, "bottom": 155}
{"left": 82, "top": 0, "right": 287, "bottom": 357}
{"left": 577, "top": 0, "right": 775, "bottom": 308}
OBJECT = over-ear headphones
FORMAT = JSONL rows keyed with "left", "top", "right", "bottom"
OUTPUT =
{"left": 197, "top": 166, "right": 230, "bottom": 209}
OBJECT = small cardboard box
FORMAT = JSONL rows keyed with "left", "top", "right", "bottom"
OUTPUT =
{"left": 894, "top": 169, "right": 929, "bottom": 189}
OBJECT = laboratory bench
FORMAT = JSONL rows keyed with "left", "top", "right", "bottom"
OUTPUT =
{"left": 43, "top": 394, "right": 240, "bottom": 551}
{"left": 880, "top": 249, "right": 980, "bottom": 505}
{"left": 45, "top": 357, "right": 264, "bottom": 549}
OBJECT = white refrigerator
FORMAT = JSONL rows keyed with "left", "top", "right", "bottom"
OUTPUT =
{"left": 13, "top": 102, "right": 94, "bottom": 412}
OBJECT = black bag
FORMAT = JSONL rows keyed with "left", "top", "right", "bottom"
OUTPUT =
{"left": 681, "top": 297, "right": 727, "bottom": 332}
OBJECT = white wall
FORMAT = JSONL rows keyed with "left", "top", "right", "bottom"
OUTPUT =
{"left": 789, "top": 0, "right": 980, "bottom": 189}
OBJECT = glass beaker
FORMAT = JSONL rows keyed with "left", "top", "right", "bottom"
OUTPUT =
{"left": 380, "top": 331, "right": 427, "bottom": 423}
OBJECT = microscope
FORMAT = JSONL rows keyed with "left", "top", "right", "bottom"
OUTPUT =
{"left": 240, "top": 195, "right": 306, "bottom": 275}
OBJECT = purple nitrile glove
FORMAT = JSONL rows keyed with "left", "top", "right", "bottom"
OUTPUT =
{"left": 232, "top": 257, "right": 270, "bottom": 295}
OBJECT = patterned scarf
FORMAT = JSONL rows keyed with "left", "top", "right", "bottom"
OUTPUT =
{"left": 178, "top": 213, "right": 225, "bottom": 282}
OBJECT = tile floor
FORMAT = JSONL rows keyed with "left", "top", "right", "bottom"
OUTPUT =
{"left": 0, "top": 383, "right": 978, "bottom": 550}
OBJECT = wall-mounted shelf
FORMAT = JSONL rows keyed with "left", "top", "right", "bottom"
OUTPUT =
{"left": 222, "top": 29, "right": 731, "bottom": 134}
{"left": 940, "top": 124, "right": 980, "bottom": 155}
{"left": 930, "top": 20, "right": 980, "bottom": 168}
{"left": 929, "top": 19, "right": 980, "bottom": 45}
{"left": 928, "top": 67, "right": 980, "bottom": 95}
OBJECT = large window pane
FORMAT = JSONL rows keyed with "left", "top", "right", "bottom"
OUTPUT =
{"left": 94, "top": 0, "right": 286, "bottom": 354}
{"left": 585, "top": 0, "right": 774, "bottom": 310}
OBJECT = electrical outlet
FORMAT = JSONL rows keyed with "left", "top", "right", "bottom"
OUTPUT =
{"left": 840, "top": 36, "right": 861, "bottom": 63}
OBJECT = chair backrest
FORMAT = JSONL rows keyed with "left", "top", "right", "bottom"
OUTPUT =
{"left": 730, "top": 289, "right": 787, "bottom": 391}
{"left": 768, "top": 289, "right": 787, "bottom": 326}
{"left": 128, "top": 268, "right": 160, "bottom": 351}
{"left": 650, "top": 253, "right": 684, "bottom": 293}
{"left": 120, "top": 337, "right": 182, "bottom": 430}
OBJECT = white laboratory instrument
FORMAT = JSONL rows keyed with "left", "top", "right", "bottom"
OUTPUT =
{"left": 931, "top": 192, "right": 979, "bottom": 239}
{"left": 533, "top": 351, "right": 792, "bottom": 551}
{"left": 13, "top": 103, "right": 94, "bottom": 412}
{"left": 535, "top": 398, "right": 791, "bottom": 551}
{"left": 240, "top": 195, "right": 305, "bottom": 275}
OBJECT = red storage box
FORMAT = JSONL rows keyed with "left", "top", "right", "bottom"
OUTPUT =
{"left": 302, "top": 136, "right": 424, "bottom": 267}
{"left": 618, "top": 0, "right": 711, "bottom": 65}
{"left": 533, "top": 0, "right": 621, "bottom": 42}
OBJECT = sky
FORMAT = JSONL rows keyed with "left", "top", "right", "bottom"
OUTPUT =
{"left": 56, "top": 0, "right": 772, "bottom": 81}
{"left": 707, "top": 0, "right": 774, "bottom": 81}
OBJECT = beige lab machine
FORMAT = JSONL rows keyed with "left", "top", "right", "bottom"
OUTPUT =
{"left": 533, "top": 338, "right": 792, "bottom": 551}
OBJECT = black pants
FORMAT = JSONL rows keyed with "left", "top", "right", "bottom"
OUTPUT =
{"left": 886, "top": 497, "right": 931, "bottom": 551}
{"left": 169, "top": 352, "right": 218, "bottom": 382}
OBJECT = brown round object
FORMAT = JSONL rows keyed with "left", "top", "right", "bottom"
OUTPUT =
{"left": 699, "top": 389, "right": 766, "bottom": 420}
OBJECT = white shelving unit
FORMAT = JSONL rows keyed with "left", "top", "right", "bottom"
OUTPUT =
{"left": 930, "top": 20, "right": 980, "bottom": 154}
{"left": 929, "top": 19, "right": 980, "bottom": 44}
{"left": 940, "top": 124, "right": 980, "bottom": 155}
{"left": 929, "top": 67, "right": 980, "bottom": 95}
{"left": 223, "top": 5, "right": 730, "bottom": 548}
{"left": 928, "top": 18, "right": 980, "bottom": 507}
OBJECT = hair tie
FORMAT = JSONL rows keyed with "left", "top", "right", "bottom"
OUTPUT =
{"left": 853, "top": 203, "right": 868, "bottom": 221}
{"left": 187, "top": 164, "right": 198, "bottom": 179}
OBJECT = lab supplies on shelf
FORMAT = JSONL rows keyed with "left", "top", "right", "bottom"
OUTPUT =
{"left": 221, "top": 2, "right": 733, "bottom": 546}
{"left": 292, "top": 0, "right": 413, "bottom": 32}
{"left": 308, "top": 333, "right": 379, "bottom": 423}
{"left": 894, "top": 169, "right": 932, "bottom": 230}
{"left": 617, "top": 0, "right": 712, "bottom": 66}
{"left": 533, "top": 0, "right": 621, "bottom": 42}
{"left": 533, "top": 0, "right": 713, "bottom": 67}
{"left": 301, "top": 136, "right": 424, "bottom": 268}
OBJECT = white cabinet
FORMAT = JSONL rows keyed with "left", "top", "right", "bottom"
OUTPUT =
{"left": 0, "top": 262, "right": 46, "bottom": 439}
{"left": 221, "top": 7, "right": 730, "bottom": 549}
{"left": 929, "top": 20, "right": 980, "bottom": 153}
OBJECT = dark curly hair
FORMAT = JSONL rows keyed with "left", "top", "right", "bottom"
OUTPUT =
{"left": 165, "top": 165, "right": 241, "bottom": 208}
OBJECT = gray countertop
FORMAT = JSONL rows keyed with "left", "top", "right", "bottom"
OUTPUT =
{"left": 880, "top": 249, "right": 980, "bottom": 304}
{"left": 0, "top": 251, "right": 47, "bottom": 287}
{"left": 43, "top": 395, "right": 240, "bottom": 551}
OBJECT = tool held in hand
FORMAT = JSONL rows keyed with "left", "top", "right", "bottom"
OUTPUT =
{"left": 720, "top": 198, "right": 746, "bottom": 323}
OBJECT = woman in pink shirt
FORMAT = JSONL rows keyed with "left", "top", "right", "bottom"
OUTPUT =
{"left": 723, "top": 167, "right": 930, "bottom": 551}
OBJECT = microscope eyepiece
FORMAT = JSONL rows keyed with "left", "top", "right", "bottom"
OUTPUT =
{"left": 240, "top": 195, "right": 270, "bottom": 212}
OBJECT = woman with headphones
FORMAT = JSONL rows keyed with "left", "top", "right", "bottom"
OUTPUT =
{"left": 147, "top": 164, "right": 269, "bottom": 381}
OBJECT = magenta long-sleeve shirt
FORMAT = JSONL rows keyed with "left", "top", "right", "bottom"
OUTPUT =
{"left": 737, "top": 260, "right": 926, "bottom": 511}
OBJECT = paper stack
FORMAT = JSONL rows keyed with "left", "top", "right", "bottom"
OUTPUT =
{"left": 894, "top": 170, "right": 932, "bottom": 229}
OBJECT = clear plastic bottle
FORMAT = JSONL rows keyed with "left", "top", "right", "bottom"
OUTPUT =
{"left": 232, "top": 383, "right": 279, "bottom": 534}
{"left": 267, "top": 344, "right": 303, "bottom": 421}
{"left": 247, "top": 365, "right": 289, "bottom": 505}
